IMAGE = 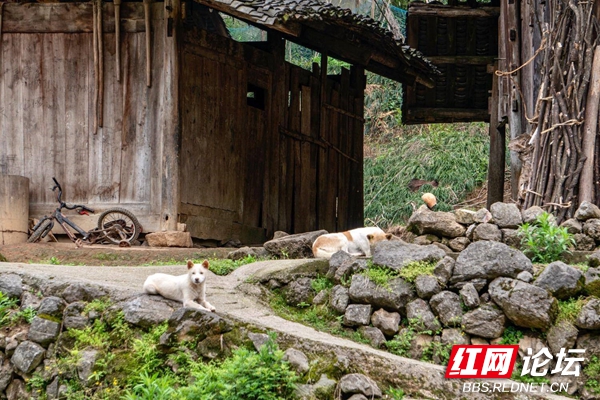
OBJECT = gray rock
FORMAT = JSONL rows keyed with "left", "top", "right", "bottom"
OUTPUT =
{"left": 330, "top": 285, "right": 349, "bottom": 314}
{"left": 415, "top": 275, "right": 442, "bottom": 300}
{"left": 501, "top": 229, "right": 521, "bottom": 248}
{"left": 372, "top": 241, "right": 446, "bottom": 272}
{"left": 264, "top": 230, "right": 328, "bottom": 258}
{"left": 27, "top": 317, "right": 61, "bottom": 347}
{"left": 534, "top": 261, "right": 584, "bottom": 299}
{"left": 0, "top": 361, "right": 12, "bottom": 393}
{"left": 358, "top": 326, "right": 386, "bottom": 348}
{"left": 459, "top": 283, "right": 480, "bottom": 309}
{"left": 461, "top": 305, "right": 506, "bottom": 339}
{"left": 473, "top": 208, "right": 493, "bottom": 223}
{"left": 550, "top": 373, "right": 579, "bottom": 396}
{"left": 332, "top": 259, "right": 368, "bottom": 285}
{"left": 522, "top": 206, "right": 545, "bottom": 224}
{"left": 409, "top": 334, "right": 434, "bottom": 359}
{"left": 575, "top": 201, "right": 600, "bottom": 221}
{"left": 11, "top": 341, "right": 45, "bottom": 374}
{"left": 348, "top": 394, "right": 368, "bottom": 400}
{"left": 448, "top": 237, "right": 470, "bottom": 252}
{"left": 414, "top": 235, "right": 438, "bottom": 245}
{"left": 77, "top": 349, "right": 98, "bottom": 385}
{"left": 284, "top": 278, "right": 316, "bottom": 306}
{"left": 371, "top": 308, "right": 401, "bottom": 336}
{"left": 490, "top": 202, "right": 523, "bottom": 228}
{"left": 46, "top": 377, "right": 60, "bottom": 400}
{"left": 450, "top": 241, "right": 533, "bottom": 284}
{"left": 343, "top": 304, "right": 372, "bottom": 327}
{"left": 472, "top": 223, "right": 502, "bottom": 242}
{"left": 518, "top": 335, "right": 546, "bottom": 360}
{"left": 585, "top": 267, "right": 600, "bottom": 297}
{"left": 577, "top": 333, "right": 600, "bottom": 361}
{"left": 227, "top": 246, "right": 258, "bottom": 261}
{"left": 312, "top": 290, "right": 328, "bottom": 306}
{"left": 433, "top": 256, "right": 455, "bottom": 285}
{"left": 6, "top": 379, "right": 29, "bottom": 400}
{"left": 488, "top": 278, "right": 557, "bottom": 329}
{"left": 560, "top": 218, "right": 583, "bottom": 234}
{"left": 406, "top": 299, "right": 441, "bottom": 332}
{"left": 547, "top": 321, "right": 578, "bottom": 354}
{"left": 273, "top": 231, "right": 289, "bottom": 239}
{"left": 337, "top": 373, "right": 382, "bottom": 398}
{"left": 348, "top": 274, "right": 415, "bottom": 314}
{"left": 465, "top": 224, "right": 476, "bottom": 240}
{"left": 326, "top": 251, "right": 357, "bottom": 280}
{"left": 20, "top": 292, "right": 41, "bottom": 311}
{"left": 576, "top": 298, "right": 600, "bottom": 330}
{"left": 590, "top": 254, "right": 600, "bottom": 269}
{"left": 455, "top": 209, "right": 477, "bottom": 225}
{"left": 407, "top": 206, "right": 466, "bottom": 238}
{"left": 283, "top": 348, "right": 309, "bottom": 374}
{"left": 584, "top": 219, "right": 600, "bottom": 241}
{"left": 62, "top": 283, "right": 107, "bottom": 303}
{"left": 166, "top": 307, "right": 233, "bottom": 344}
{"left": 574, "top": 234, "right": 596, "bottom": 251}
{"left": 296, "top": 374, "right": 337, "bottom": 400}
{"left": 429, "top": 291, "right": 462, "bottom": 327}
{"left": 0, "top": 274, "right": 23, "bottom": 299}
{"left": 441, "top": 328, "right": 470, "bottom": 345}
{"left": 471, "top": 337, "right": 490, "bottom": 345}
{"left": 63, "top": 302, "right": 89, "bottom": 330}
{"left": 37, "top": 296, "right": 66, "bottom": 320}
{"left": 516, "top": 271, "right": 534, "bottom": 283}
{"left": 432, "top": 242, "right": 452, "bottom": 254}
{"left": 248, "top": 332, "right": 270, "bottom": 351}
{"left": 115, "top": 294, "right": 176, "bottom": 328}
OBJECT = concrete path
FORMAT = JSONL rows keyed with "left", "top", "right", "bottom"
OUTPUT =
{"left": 0, "top": 260, "right": 572, "bottom": 400}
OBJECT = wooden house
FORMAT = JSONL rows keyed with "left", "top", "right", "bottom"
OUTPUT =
{"left": 0, "top": 0, "right": 436, "bottom": 243}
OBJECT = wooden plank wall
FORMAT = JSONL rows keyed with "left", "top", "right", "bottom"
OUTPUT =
{"left": 0, "top": 2, "right": 167, "bottom": 232}
{"left": 179, "top": 27, "right": 365, "bottom": 243}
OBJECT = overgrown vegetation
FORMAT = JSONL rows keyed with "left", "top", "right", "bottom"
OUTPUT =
{"left": 500, "top": 325, "right": 524, "bottom": 345}
{"left": 0, "top": 291, "right": 36, "bottom": 327}
{"left": 397, "top": 261, "right": 436, "bottom": 283}
{"left": 585, "top": 356, "right": 600, "bottom": 394}
{"left": 364, "top": 123, "right": 490, "bottom": 227}
{"left": 517, "top": 212, "right": 575, "bottom": 263}
{"left": 556, "top": 297, "right": 587, "bottom": 324}
{"left": 360, "top": 264, "right": 400, "bottom": 289}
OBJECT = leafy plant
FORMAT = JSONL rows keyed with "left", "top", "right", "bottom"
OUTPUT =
{"left": 49, "top": 256, "right": 61, "bottom": 265}
{"left": 385, "top": 387, "right": 405, "bottom": 400}
{"left": 500, "top": 326, "right": 524, "bottom": 345}
{"left": 385, "top": 329, "right": 414, "bottom": 357}
{"left": 311, "top": 276, "right": 333, "bottom": 293}
{"left": 517, "top": 212, "right": 574, "bottom": 263}
{"left": 397, "top": 261, "right": 436, "bottom": 283}
{"left": 360, "top": 265, "right": 400, "bottom": 289}
{"left": 585, "top": 356, "right": 600, "bottom": 394}
{"left": 13, "top": 306, "right": 37, "bottom": 324}
{"left": 209, "top": 255, "right": 263, "bottom": 276}
{"left": 0, "top": 291, "right": 19, "bottom": 327}
{"left": 556, "top": 297, "right": 586, "bottom": 324}
{"left": 123, "top": 372, "right": 178, "bottom": 400}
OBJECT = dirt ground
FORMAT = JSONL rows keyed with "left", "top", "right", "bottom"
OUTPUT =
{"left": 0, "top": 242, "right": 234, "bottom": 266}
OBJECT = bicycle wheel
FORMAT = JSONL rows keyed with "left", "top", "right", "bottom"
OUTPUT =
{"left": 27, "top": 219, "right": 53, "bottom": 243}
{"left": 97, "top": 208, "right": 142, "bottom": 245}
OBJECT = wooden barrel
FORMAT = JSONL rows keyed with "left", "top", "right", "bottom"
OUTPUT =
{"left": 0, "top": 175, "right": 30, "bottom": 245}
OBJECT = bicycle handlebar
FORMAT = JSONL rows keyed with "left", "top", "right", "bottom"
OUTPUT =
{"left": 50, "top": 178, "right": 95, "bottom": 214}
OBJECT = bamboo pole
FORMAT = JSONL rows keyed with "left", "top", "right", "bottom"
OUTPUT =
{"left": 97, "top": 0, "right": 104, "bottom": 127}
{"left": 580, "top": 44, "right": 600, "bottom": 203}
{"left": 144, "top": 0, "right": 152, "bottom": 87}
{"left": 114, "top": 0, "right": 121, "bottom": 82}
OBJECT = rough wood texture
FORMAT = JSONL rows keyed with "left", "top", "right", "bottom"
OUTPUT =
{"left": 580, "top": 46, "right": 600, "bottom": 203}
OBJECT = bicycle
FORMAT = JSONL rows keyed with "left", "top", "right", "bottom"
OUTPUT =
{"left": 28, "top": 177, "right": 142, "bottom": 247}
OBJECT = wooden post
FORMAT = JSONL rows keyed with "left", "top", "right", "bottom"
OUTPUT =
{"left": 161, "top": 0, "right": 180, "bottom": 231}
{"left": 580, "top": 45, "right": 600, "bottom": 203}
{"left": 144, "top": 0, "right": 152, "bottom": 87}
{"left": 487, "top": 63, "right": 505, "bottom": 208}
{"left": 114, "top": 0, "right": 121, "bottom": 82}
{"left": 97, "top": 0, "right": 104, "bottom": 127}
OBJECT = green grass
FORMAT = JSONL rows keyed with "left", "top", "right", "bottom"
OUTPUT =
{"left": 500, "top": 325, "right": 524, "bottom": 345}
{"left": 364, "top": 123, "right": 490, "bottom": 227}
{"left": 585, "top": 356, "right": 600, "bottom": 394}
{"left": 397, "top": 261, "right": 436, "bottom": 283}
{"left": 311, "top": 276, "right": 334, "bottom": 293}
{"left": 143, "top": 255, "right": 265, "bottom": 276}
{"left": 360, "top": 264, "right": 400, "bottom": 289}
{"left": 556, "top": 297, "right": 586, "bottom": 324}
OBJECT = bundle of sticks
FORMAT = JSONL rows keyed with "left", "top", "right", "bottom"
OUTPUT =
{"left": 520, "top": 0, "right": 600, "bottom": 222}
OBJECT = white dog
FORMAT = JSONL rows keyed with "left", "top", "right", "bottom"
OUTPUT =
{"left": 312, "top": 227, "right": 392, "bottom": 259}
{"left": 143, "top": 260, "right": 216, "bottom": 312}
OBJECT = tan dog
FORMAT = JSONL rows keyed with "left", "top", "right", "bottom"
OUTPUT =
{"left": 312, "top": 227, "right": 392, "bottom": 259}
{"left": 143, "top": 260, "right": 215, "bottom": 312}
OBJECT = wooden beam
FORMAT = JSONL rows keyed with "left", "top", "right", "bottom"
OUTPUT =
{"left": 426, "top": 56, "right": 497, "bottom": 65}
{"left": 403, "top": 108, "right": 490, "bottom": 124}
{"left": 408, "top": 3, "right": 500, "bottom": 17}
{"left": 487, "top": 63, "right": 505, "bottom": 208}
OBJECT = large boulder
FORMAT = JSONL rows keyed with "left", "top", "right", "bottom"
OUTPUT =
{"left": 429, "top": 291, "right": 462, "bottom": 327}
{"left": 534, "top": 261, "right": 584, "bottom": 299}
{"left": 472, "top": 223, "right": 502, "bottom": 242}
{"left": 165, "top": 308, "right": 233, "bottom": 344}
{"left": 371, "top": 241, "right": 446, "bottom": 272}
{"left": 576, "top": 298, "right": 600, "bottom": 330}
{"left": 337, "top": 374, "right": 382, "bottom": 398}
{"left": 0, "top": 274, "right": 23, "bottom": 299}
{"left": 145, "top": 231, "right": 193, "bottom": 248}
{"left": 348, "top": 274, "right": 415, "bottom": 314}
{"left": 461, "top": 305, "right": 505, "bottom": 339}
{"left": 575, "top": 201, "right": 600, "bottom": 221}
{"left": 264, "top": 230, "right": 328, "bottom": 258}
{"left": 490, "top": 202, "right": 523, "bottom": 228}
{"left": 584, "top": 219, "right": 600, "bottom": 241}
{"left": 488, "top": 278, "right": 557, "bottom": 329}
{"left": 450, "top": 241, "right": 533, "bottom": 284}
{"left": 407, "top": 206, "right": 466, "bottom": 238}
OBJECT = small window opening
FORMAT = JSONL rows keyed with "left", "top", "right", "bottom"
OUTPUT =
{"left": 247, "top": 84, "right": 266, "bottom": 109}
